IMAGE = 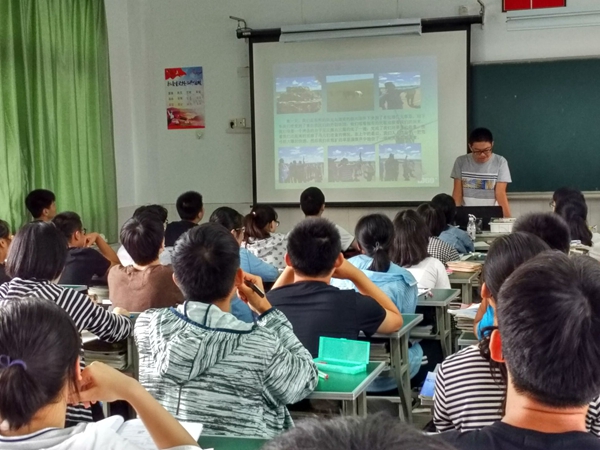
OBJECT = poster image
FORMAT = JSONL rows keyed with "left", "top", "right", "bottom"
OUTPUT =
{"left": 165, "top": 66, "right": 205, "bottom": 130}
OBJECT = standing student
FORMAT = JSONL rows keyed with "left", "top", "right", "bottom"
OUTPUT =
{"left": 416, "top": 203, "right": 460, "bottom": 264}
{"left": 390, "top": 210, "right": 450, "bottom": 289}
{"left": 164, "top": 191, "right": 204, "bottom": 247}
{"left": 209, "top": 206, "right": 279, "bottom": 323}
{"left": 440, "top": 253, "right": 600, "bottom": 449}
{"left": 267, "top": 218, "right": 403, "bottom": 358}
{"left": 53, "top": 212, "right": 120, "bottom": 286}
{"left": 0, "top": 298, "right": 198, "bottom": 450}
{"left": 0, "top": 221, "right": 132, "bottom": 425}
{"left": 0, "top": 220, "right": 12, "bottom": 284}
{"left": 135, "top": 223, "right": 318, "bottom": 438}
{"left": 243, "top": 204, "right": 288, "bottom": 269}
{"left": 431, "top": 193, "right": 474, "bottom": 254}
{"left": 25, "top": 189, "right": 57, "bottom": 221}
{"left": 108, "top": 214, "right": 183, "bottom": 312}
{"left": 300, "top": 187, "right": 358, "bottom": 252}
{"left": 451, "top": 128, "right": 512, "bottom": 218}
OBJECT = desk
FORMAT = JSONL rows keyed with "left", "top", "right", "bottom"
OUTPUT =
{"left": 413, "top": 289, "right": 460, "bottom": 358}
{"left": 448, "top": 271, "right": 480, "bottom": 305}
{"left": 198, "top": 435, "right": 267, "bottom": 450}
{"left": 308, "top": 361, "right": 385, "bottom": 417}
{"left": 458, "top": 331, "right": 479, "bottom": 349}
{"left": 368, "top": 313, "right": 423, "bottom": 423}
{"left": 475, "top": 231, "right": 509, "bottom": 242}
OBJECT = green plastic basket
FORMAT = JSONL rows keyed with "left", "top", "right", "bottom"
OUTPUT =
{"left": 314, "top": 337, "right": 369, "bottom": 375}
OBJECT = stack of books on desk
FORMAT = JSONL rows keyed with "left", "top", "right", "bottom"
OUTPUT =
{"left": 411, "top": 324, "right": 434, "bottom": 337}
{"left": 447, "top": 261, "right": 483, "bottom": 273}
{"left": 369, "top": 342, "right": 390, "bottom": 364}
{"left": 448, "top": 304, "right": 480, "bottom": 333}
{"left": 83, "top": 339, "right": 128, "bottom": 370}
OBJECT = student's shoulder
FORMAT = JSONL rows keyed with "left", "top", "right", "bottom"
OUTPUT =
{"left": 454, "top": 153, "right": 472, "bottom": 165}
{"left": 437, "top": 428, "right": 491, "bottom": 449}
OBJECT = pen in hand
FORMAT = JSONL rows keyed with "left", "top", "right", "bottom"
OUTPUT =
{"left": 244, "top": 279, "right": 265, "bottom": 298}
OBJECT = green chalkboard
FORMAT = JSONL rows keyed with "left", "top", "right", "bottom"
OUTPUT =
{"left": 471, "top": 59, "right": 600, "bottom": 192}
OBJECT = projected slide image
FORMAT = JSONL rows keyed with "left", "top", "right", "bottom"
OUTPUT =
{"left": 278, "top": 146, "right": 324, "bottom": 183}
{"left": 379, "top": 144, "right": 422, "bottom": 182}
{"left": 276, "top": 77, "right": 322, "bottom": 114}
{"left": 328, "top": 145, "right": 376, "bottom": 183}
{"left": 378, "top": 72, "right": 421, "bottom": 110}
{"left": 325, "top": 74, "right": 375, "bottom": 113}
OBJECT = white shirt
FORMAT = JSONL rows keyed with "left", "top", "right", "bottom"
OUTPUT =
{"left": 406, "top": 257, "right": 450, "bottom": 289}
{"left": 117, "top": 246, "right": 172, "bottom": 266}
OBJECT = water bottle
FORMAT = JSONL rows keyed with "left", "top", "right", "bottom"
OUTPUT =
{"left": 467, "top": 214, "right": 477, "bottom": 241}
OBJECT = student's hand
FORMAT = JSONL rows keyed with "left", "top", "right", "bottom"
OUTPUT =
{"left": 331, "top": 258, "right": 361, "bottom": 281}
{"left": 237, "top": 272, "right": 272, "bottom": 314}
{"left": 85, "top": 232, "right": 100, "bottom": 247}
{"left": 112, "top": 306, "right": 130, "bottom": 317}
{"left": 71, "top": 361, "right": 139, "bottom": 405}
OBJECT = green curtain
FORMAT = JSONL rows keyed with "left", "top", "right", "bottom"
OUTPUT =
{"left": 0, "top": 0, "right": 118, "bottom": 241}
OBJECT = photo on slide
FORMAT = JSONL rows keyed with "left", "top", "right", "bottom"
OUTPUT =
{"left": 378, "top": 144, "right": 422, "bottom": 182}
{"left": 278, "top": 147, "right": 324, "bottom": 184}
{"left": 325, "top": 74, "right": 375, "bottom": 113}
{"left": 378, "top": 72, "right": 421, "bottom": 110}
{"left": 276, "top": 76, "right": 322, "bottom": 114}
{"left": 327, "top": 145, "right": 376, "bottom": 183}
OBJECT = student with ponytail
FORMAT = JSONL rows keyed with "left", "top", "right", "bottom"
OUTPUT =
{"left": 555, "top": 197, "right": 593, "bottom": 246}
{"left": 242, "top": 205, "right": 288, "bottom": 269}
{"left": 0, "top": 297, "right": 198, "bottom": 449}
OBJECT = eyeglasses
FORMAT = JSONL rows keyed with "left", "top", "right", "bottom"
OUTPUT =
{"left": 471, "top": 148, "right": 492, "bottom": 156}
{"left": 549, "top": 201, "right": 556, "bottom": 209}
{"left": 82, "top": 228, "right": 87, "bottom": 235}
{"left": 275, "top": 220, "right": 280, "bottom": 226}
{"left": 234, "top": 226, "right": 246, "bottom": 234}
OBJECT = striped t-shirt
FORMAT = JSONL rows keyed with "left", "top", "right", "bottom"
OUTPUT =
{"left": 451, "top": 153, "right": 511, "bottom": 206}
{"left": 434, "top": 345, "right": 600, "bottom": 436}
{"left": 0, "top": 278, "right": 133, "bottom": 425}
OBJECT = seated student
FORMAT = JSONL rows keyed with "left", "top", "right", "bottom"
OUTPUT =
{"left": 440, "top": 253, "right": 600, "bottom": 449}
{"left": 550, "top": 186, "right": 585, "bottom": 211}
{"left": 0, "top": 221, "right": 132, "bottom": 425}
{"left": 555, "top": 197, "right": 594, "bottom": 246}
{"left": 431, "top": 193, "right": 475, "bottom": 254}
{"left": 118, "top": 205, "right": 172, "bottom": 266}
{"left": 242, "top": 204, "right": 288, "bottom": 269}
{"left": 53, "top": 212, "right": 120, "bottom": 286}
{"left": 390, "top": 210, "right": 450, "bottom": 289}
{"left": 434, "top": 233, "right": 551, "bottom": 432}
{"left": 164, "top": 191, "right": 204, "bottom": 247}
{"left": 263, "top": 414, "right": 455, "bottom": 450}
{"left": 267, "top": 218, "right": 403, "bottom": 357}
{"left": 0, "top": 220, "right": 12, "bottom": 284}
{"left": 331, "top": 213, "right": 421, "bottom": 385}
{"left": 0, "top": 297, "right": 198, "bottom": 450}
{"left": 25, "top": 188, "right": 57, "bottom": 222}
{"left": 135, "top": 223, "right": 318, "bottom": 438}
{"left": 300, "top": 187, "right": 358, "bottom": 252}
{"left": 416, "top": 203, "right": 460, "bottom": 264}
{"left": 209, "top": 206, "right": 279, "bottom": 323}
{"left": 108, "top": 214, "right": 183, "bottom": 312}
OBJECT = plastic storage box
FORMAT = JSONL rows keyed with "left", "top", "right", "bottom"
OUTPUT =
{"left": 489, "top": 218, "right": 515, "bottom": 233}
{"left": 314, "top": 337, "right": 370, "bottom": 375}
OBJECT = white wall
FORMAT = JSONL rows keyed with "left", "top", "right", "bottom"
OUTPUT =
{"left": 104, "top": 0, "right": 600, "bottom": 235}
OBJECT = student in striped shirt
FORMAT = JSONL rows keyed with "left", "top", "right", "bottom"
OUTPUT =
{"left": 0, "top": 222, "right": 132, "bottom": 426}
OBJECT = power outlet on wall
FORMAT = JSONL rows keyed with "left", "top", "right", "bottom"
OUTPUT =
{"left": 227, "top": 117, "right": 251, "bottom": 134}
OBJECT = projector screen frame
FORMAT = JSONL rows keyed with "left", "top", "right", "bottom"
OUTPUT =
{"left": 243, "top": 16, "right": 481, "bottom": 208}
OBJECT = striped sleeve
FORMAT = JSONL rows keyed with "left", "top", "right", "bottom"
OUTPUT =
{"left": 587, "top": 396, "right": 600, "bottom": 437}
{"left": 56, "top": 288, "right": 132, "bottom": 342}
{"left": 433, "top": 358, "right": 455, "bottom": 432}
{"left": 259, "top": 309, "right": 318, "bottom": 405}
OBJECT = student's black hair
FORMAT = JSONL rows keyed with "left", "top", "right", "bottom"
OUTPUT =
{"left": 483, "top": 232, "right": 550, "bottom": 300}
{"left": 209, "top": 207, "right": 243, "bottom": 232}
{"left": 552, "top": 187, "right": 584, "bottom": 205}
{"left": 243, "top": 205, "right": 278, "bottom": 241}
{"left": 416, "top": 203, "right": 446, "bottom": 237}
{"left": 431, "top": 193, "right": 456, "bottom": 226}
{"left": 262, "top": 414, "right": 455, "bottom": 450}
{"left": 25, "top": 189, "right": 55, "bottom": 219}
{"left": 390, "top": 210, "right": 430, "bottom": 267}
{"left": 133, "top": 204, "right": 168, "bottom": 224}
{"left": 497, "top": 253, "right": 600, "bottom": 408}
{"left": 176, "top": 191, "right": 203, "bottom": 221}
{"left": 555, "top": 198, "right": 592, "bottom": 246}
{"left": 300, "top": 187, "right": 325, "bottom": 216}
{"left": 287, "top": 218, "right": 341, "bottom": 277}
{"left": 52, "top": 211, "right": 83, "bottom": 241}
{"left": 355, "top": 214, "right": 394, "bottom": 273}
{"left": 120, "top": 214, "right": 165, "bottom": 266}
{"left": 171, "top": 223, "right": 240, "bottom": 303}
{"left": 513, "top": 213, "right": 570, "bottom": 254}
{"left": 0, "top": 297, "right": 80, "bottom": 431}
{"left": 0, "top": 220, "right": 11, "bottom": 240}
{"left": 468, "top": 127, "right": 493, "bottom": 144}
{"left": 6, "top": 222, "right": 67, "bottom": 280}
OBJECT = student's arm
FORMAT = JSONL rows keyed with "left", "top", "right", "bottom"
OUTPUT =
{"left": 245, "top": 250, "right": 280, "bottom": 282}
{"left": 271, "top": 266, "right": 295, "bottom": 290}
{"left": 86, "top": 233, "right": 120, "bottom": 265}
{"left": 495, "top": 182, "right": 511, "bottom": 218}
{"left": 433, "top": 361, "right": 456, "bottom": 432}
{"left": 473, "top": 297, "right": 489, "bottom": 336}
{"left": 75, "top": 362, "right": 199, "bottom": 449}
{"left": 452, "top": 179, "right": 464, "bottom": 207}
{"left": 333, "top": 259, "right": 403, "bottom": 333}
